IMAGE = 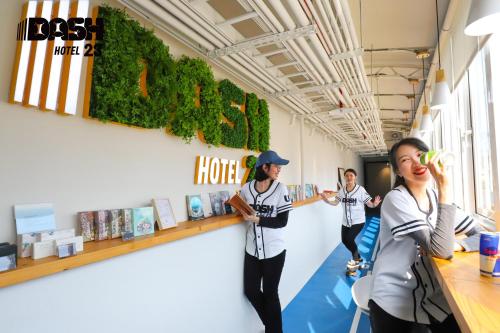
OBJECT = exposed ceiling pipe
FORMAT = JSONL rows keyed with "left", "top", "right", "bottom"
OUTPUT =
{"left": 166, "top": 0, "right": 345, "bottom": 134}
{"left": 122, "top": 0, "right": 385, "bottom": 152}
{"left": 123, "top": 0, "right": 321, "bottom": 128}
{"left": 247, "top": 0, "right": 339, "bottom": 107}
{"left": 246, "top": 0, "right": 344, "bottom": 122}
{"left": 269, "top": 0, "right": 349, "bottom": 106}
{"left": 313, "top": 0, "right": 380, "bottom": 146}
{"left": 335, "top": 0, "right": 385, "bottom": 148}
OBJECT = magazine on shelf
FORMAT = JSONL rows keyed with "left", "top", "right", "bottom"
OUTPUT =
{"left": 0, "top": 243, "right": 17, "bottom": 272}
{"left": 304, "top": 184, "right": 314, "bottom": 199}
{"left": 209, "top": 192, "right": 224, "bottom": 216}
{"left": 121, "top": 209, "right": 133, "bottom": 236}
{"left": 152, "top": 198, "right": 177, "bottom": 230}
{"left": 201, "top": 193, "right": 213, "bottom": 218}
{"left": 186, "top": 195, "right": 205, "bottom": 221}
{"left": 109, "top": 209, "right": 123, "bottom": 239}
{"left": 94, "top": 210, "right": 110, "bottom": 241}
{"left": 228, "top": 194, "right": 255, "bottom": 216}
{"left": 77, "top": 211, "right": 95, "bottom": 242}
{"left": 132, "top": 207, "right": 155, "bottom": 237}
{"left": 219, "top": 191, "right": 234, "bottom": 214}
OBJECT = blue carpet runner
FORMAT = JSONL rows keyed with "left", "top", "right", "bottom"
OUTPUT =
{"left": 283, "top": 216, "right": 380, "bottom": 333}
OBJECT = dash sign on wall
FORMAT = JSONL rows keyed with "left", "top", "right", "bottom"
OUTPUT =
{"left": 9, "top": 0, "right": 102, "bottom": 115}
{"left": 195, "top": 156, "right": 243, "bottom": 185}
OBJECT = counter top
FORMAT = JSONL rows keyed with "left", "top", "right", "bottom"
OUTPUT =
{"left": 431, "top": 252, "right": 500, "bottom": 333}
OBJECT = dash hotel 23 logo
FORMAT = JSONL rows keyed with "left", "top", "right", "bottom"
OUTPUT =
{"left": 17, "top": 7, "right": 103, "bottom": 56}
{"left": 9, "top": 0, "right": 103, "bottom": 116}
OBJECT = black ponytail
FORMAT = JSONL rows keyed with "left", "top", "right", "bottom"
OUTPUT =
{"left": 389, "top": 137, "right": 429, "bottom": 188}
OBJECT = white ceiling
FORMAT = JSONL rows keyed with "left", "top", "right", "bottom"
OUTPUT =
{"left": 348, "top": 0, "right": 450, "bottom": 144}
{"left": 121, "top": 0, "right": 451, "bottom": 154}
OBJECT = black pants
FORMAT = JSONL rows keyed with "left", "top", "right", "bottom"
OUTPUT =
{"left": 244, "top": 250, "right": 286, "bottom": 333}
{"left": 341, "top": 223, "right": 364, "bottom": 260}
{"left": 369, "top": 299, "right": 461, "bottom": 333}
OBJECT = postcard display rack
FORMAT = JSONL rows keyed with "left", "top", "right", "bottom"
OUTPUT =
{"left": 0, "top": 191, "right": 332, "bottom": 288}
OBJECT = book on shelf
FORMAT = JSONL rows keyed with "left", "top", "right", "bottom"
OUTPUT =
{"left": 55, "top": 236, "right": 84, "bottom": 252}
{"left": 14, "top": 203, "right": 56, "bottom": 235}
{"left": 56, "top": 243, "right": 77, "bottom": 258}
{"left": 108, "top": 209, "right": 123, "bottom": 239}
{"left": 17, "top": 232, "right": 37, "bottom": 258}
{"left": 186, "top": 195, "right": 205, "bottom": 221}
{"left": 286, "top": 185, "right": 297, "bottom": 203}
{"left": 132, "top": 207, "right": 155, "bottom": 237}
{"left": 201, "top": 193, "right": 213, "bottom": 218}
{"left": 152, "top": 198, "right": 177, "bottom": 230}
{"left": 77, "top": 211, "right": 95, "bottom": 242}
{"left": 0, "top": 243, "right": 17, "bottom": 272}
{"left": 219, "top": 191, "right": 234, "bottom": 214}
{"left": 94, "top": 210, "right": 110, "bottom": 241}
{"left": 121, "top": 209, "right": 133, "bottom": 236}
{"left": 209, "top": 192, "right": 224, "bottom": 216}
{"left": 228, "top": 194, "right": 255, "bottom": 216}
{"left": 304, "top": 184, "right": 314, "bottom": 199}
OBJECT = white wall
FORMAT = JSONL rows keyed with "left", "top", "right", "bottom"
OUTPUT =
{"left": 0, "top": 203, "right": 343, "bottom": 333}
{"left": 0, "top": 1, "right": 359, "bottom": 332}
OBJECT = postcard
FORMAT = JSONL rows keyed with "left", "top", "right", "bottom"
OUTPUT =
{"left": 14, "top": 203, "right": 56, "bottom": 235}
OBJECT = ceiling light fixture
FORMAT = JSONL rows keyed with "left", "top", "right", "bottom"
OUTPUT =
{"left": 430, "top": 0, "right": 450, "bottom": 111}
{"left": 419, "top": 56, "right": 433, "bottom": 133}
{"left": 464, "top": 0, "right": 500, "bottom": 36}
{"left": 409, "top": 121, "right": 422, "bottom": 139}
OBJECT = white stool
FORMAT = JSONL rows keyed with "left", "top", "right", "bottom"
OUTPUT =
{"left": 351, "top": 275, "right": 372, "bottom": 315}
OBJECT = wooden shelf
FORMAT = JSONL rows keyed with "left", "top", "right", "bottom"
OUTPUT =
{"left": 0, "top": 194, "right": 330, "bottom": 288}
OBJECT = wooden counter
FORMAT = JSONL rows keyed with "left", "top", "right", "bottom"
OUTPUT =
{"left": 0, "top": 194, "right": 327, "bottom": 288}
{"left": 431, "top": 252, "right": 500, "bottom": 333}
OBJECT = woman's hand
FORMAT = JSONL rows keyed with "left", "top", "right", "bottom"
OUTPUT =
{"left": 320, "top": 192, "right": 329, "bottom": 202}
{"left": 454, "top": 242, "right": 465, "bottom": 252}
{"left": 426, "top": 152, "right": 450, "bottom": 204}
{"left": 242, "top": 212, "right": 260, "bottom": 224}
{"left": 373, "top": 195, "right": 382, "bottom": 207}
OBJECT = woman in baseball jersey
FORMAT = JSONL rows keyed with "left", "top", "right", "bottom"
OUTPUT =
{"left": 369, "top": 137, "right": 481, "bottom": 333}
{"left": 239, "top": 150, "right": 293, "bottom": 333}
{"left": 320, "top": 168, "right": 381, "bottom": 275}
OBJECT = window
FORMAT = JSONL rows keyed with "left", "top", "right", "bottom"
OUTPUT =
{"left": 469, "top": 45, "right": 495, "bottom": 219}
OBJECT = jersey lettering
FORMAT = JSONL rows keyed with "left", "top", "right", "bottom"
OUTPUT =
{"left": 342, "top": 197, "right": 357, "bottom": 205}
{"left": 251, "top": 204, "right": 274, "bottom": 216}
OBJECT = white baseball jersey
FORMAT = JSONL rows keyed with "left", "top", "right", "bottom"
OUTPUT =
{"left": 336, "top": 184, "right": 372, "bottom": 226}
{"left": 240, "top": 180, "right": 293, "bottom": 259}
{"left": 370, "top": 185, "right": 479, "bottom": 324}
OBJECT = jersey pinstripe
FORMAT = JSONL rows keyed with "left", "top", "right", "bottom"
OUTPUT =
{"left": 241, "top": 180, "right": 293, "bottom": 259}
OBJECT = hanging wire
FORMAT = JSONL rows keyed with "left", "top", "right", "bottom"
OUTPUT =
{"left": 359, "top": 0, "right": 363, "bottom": 48}
{"left": 412, "top": 84, "right": 416, "bottom": 122}
{"left": 422, "top": 57, "right": 427, "bottom": 104}
{"left": 435, "top": 0, "right": 441, "bottom": 69}
{"left": 370, "top": 45, "right": 373, "bottom": 90}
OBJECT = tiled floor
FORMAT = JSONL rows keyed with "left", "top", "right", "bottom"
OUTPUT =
{"left": 283, "top": 216, "right": 380, "bottom": 333}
